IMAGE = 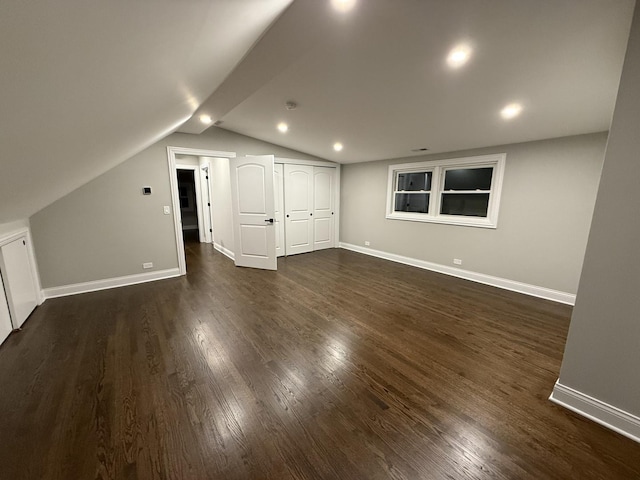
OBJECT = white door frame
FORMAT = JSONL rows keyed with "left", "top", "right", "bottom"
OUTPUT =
{"left": 167, "top": 146, "right": 236, "bottom": 275}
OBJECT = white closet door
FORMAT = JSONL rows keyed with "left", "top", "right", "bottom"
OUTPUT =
{"left": 274, "top": 164, "right": 286, "bottom": 257}
{"left": 284, "top": 164, "right": 314, "bottom": 255}
{"left": 0, "top": 237, "right": 38, "bottom": 328}
{"left": 313, "top": 167, "right": 336, "bottom": 251}
{"left": 0, "top": 274, "right": 12, "bottom": 343}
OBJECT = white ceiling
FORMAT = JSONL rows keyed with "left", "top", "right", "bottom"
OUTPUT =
{"left": 189, "top": 0, "right": 635, "bottom": 163}
{"left": 0, "top": 0, "right": 292, "bottom": 223}
{"left": 0, "top": 0, "right": 634, "bottom": 223}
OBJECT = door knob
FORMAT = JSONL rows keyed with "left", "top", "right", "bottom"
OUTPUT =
{"left": 264, "top": 218, "right": 274, "bottom": 224}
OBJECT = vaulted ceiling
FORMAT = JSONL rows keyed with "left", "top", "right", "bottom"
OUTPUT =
{"left": 0, "top": 0, "right": 634, "bottom": 223}
{"left": 0, "top": 0, "right": 293, "bottom": 223}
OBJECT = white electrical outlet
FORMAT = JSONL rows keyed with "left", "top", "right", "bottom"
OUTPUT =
{"left": 453, "top": 258, "right": 462, "bottom": 265}
{"left": 364, "top": 241, "right": 370, "bottom": 246}
{"left": 163, "top": 206, "right": 171, "bottom": 215}
{"left": 143, "top": 262, "right": 153, "bottom": 269}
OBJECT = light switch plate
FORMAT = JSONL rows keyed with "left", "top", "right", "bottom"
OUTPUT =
{"left": 163, "top": 206, "right": 171, "bottom": 215}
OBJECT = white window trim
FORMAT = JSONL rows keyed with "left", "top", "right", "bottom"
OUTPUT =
{"left": 386, "top": 153, "right": 506, "bottom": 228}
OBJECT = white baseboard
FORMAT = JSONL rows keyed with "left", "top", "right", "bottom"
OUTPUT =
{"left": 550, "top": 381, "right": 640, "bottom": 443}
{"left": 42, "top": 268, "right": 181, "bottom": 299}
{"left": 339, "top": 242, "right": 576, "bottom": 305}
{"left": 214, "top": 242, "right": 235, "bottom": 261}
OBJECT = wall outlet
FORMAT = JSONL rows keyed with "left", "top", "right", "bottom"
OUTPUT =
{"left": 453, "top": 258, "right": 462, "bottom": 265}
{"left": 364, "top": 241, "right": 370, "bottom": 246}
{"left": 142, "top": 262, "right": 153, "bottom": 269}
{"left": 163, "top": 206, "right": 171, "bottom": 215}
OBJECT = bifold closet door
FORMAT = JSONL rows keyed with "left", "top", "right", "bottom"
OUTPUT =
{"left": 313, "top": 167, "right": 336, "bottom": 250}
{"left": 284, "top": 164, "right": 314, "bottom": 255}
{"left": 0, "top": 237, "right": 38, "bottom": 329}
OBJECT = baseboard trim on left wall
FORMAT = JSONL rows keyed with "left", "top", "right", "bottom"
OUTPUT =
{"left": 42, "top": 268, "right": 181, "bottom": 299}
{"left": 550, "top": 381, "right": 640, "bottom": 444}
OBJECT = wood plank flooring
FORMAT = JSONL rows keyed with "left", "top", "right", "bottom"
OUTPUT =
{"left": 0, "top": 243, "right": 638, "bottom": 479}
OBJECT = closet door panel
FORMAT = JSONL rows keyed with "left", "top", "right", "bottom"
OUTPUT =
{"left": 313, "top": 167, "right": 336, "bottom": 250}
{"left": 284, "top": 165, "right": 314, "bottom": 255}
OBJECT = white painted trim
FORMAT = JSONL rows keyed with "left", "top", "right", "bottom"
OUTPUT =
{"left": 213, "top": 242, "right": 235, "bottom": 261}
{"left": 339, "top": 242, "right": 576, "bottom": 305}
{"left": 42, "top": 268, "right": 181, "bottom": 299}
{"left": 385, "top": 153, "right": 506, "bottom": 229}
{"left": 167, "top": 146, "right": 236, "bottom": 274}
{"left": 334, "top": 164, "right": 341, "bottom": 248}
{"left": 275, "top": 157, "right": 339, "bottom": 167}
{"left": 550, "top": 381, "right": 640, "bottom": 444}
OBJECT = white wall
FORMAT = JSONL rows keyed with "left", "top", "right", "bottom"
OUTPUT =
{"left": 30, "top": 128, "right": 322, "bottom": 289}
{"left": 553, "top": 3, "right": 640, "bottom": 435}
{"left": 340, "top": 133, "right": 607, "bottom": 296}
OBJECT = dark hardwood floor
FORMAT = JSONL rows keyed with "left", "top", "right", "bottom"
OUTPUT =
{"left": 0, "top": 243, "right": 638, "bottom": 479}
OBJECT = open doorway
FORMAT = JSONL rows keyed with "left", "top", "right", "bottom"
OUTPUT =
{"left": 177, "top": 169, "right": 199, "bottom": 243}
{"left": 168, "top": 147, "right": 236, "bottom": 275}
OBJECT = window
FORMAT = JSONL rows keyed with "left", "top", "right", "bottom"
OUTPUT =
{"left": 386, "top": 154, "right": 505, "bottom": 228}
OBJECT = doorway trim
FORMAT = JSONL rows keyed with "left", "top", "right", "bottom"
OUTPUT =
{"left": 167, "top": 146, "right": 236, "bottom": 275}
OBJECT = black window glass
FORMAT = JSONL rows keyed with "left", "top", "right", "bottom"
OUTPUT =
{"left": 397, "top": 172, "right": 431, "bottom": 191}
{"left": 440, "top": 193, "right": 489, "bottom": 217}
{"left": 443, "top": 167, "right": 493, "bottom": 191}
{"left": 395, "top": 193, "right": 429, "bottom": 213}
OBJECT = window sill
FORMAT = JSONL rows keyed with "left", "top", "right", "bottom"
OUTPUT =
{"left": 386, "top": 212, "right": 497, "bottom": 229}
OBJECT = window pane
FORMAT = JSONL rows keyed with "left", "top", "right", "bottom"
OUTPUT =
{"left": 397, "top": 172, "right": 431, "bottom": 191}
{"left": 444, "top": 167, "right": 493, "bottom": 191}
{"left": 440, "top": 193, "right": 489, "bottom": 217}
{"left": 395, "top": 193, "right": 429, "bottom": 213}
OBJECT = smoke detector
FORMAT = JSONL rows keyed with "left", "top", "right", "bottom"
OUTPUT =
{"left": 285, "top": 101, "right": 298, "bottom": 111}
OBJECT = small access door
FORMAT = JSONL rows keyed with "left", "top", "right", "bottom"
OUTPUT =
{"left": 0, "top": 237, "right": 38, "bottom": 328}
{"left": 230, "top": 155, "right": 277, "bottom": 270}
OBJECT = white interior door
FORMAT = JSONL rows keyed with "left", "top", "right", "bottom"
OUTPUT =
{"left": 274, "top": 164, "right": 286, "bottom": 257}
{"left": 0, "top": 274, "right": 12, "bottom": 343}
{"left": 285, "top": 164, "right": 314, "bottom": 255}
{"left": 230, "top": 155, "right": 277, "bottom": 270}
{"left": 0, "top": 237, "right": 38, "bottom": 328}
{"left": 313, "top": 167, "right": 336, "bottom": 250}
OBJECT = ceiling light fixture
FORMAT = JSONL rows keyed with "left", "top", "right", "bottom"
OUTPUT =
{"left": 333, "top": 142, "right": 344, "bottom": 152}
{"left": 447, "top": 44, "right": 472, "bottom": 68}
{"left": 199, "top": 114, "right": 212, "bottom": 125}
{"left": 331, "top": 0, "right": 357, "bottom": 13}
{"left": 501, "top": 103, "right": 523, "bottom": 119}
{"left": 277, "top": 122, "right": 289, "bottom": 133}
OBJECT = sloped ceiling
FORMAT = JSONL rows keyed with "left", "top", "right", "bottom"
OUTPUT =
{"left": 0, "top": 0, "right": 292, "bottom": 223}
{"left": 185, "top": 0, "right": 635, "bottom": 163}
{"left": 0, "top": 0, "right": 635, "bottom": 223}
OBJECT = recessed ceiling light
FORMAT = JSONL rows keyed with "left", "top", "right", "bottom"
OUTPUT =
{"left": 331, "top": 0, "right": 357, "bottom": 13}
{"left": 199, "top": 114, "right": 212, "bottom": 125}
{"left": 277, "top": 122, "right": 289, "bottom": 133}
{"left": 447, "top": 44, "right": 472, "bottom": 68}
{"left": 501, "top": 103, "right": 523, "bottom": 120}
{"left": 333, "top": 142, "right": 344, "bottom": 152}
